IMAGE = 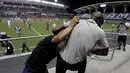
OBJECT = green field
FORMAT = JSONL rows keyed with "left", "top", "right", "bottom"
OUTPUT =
{"left": 0, "top": 18, "right": 69, "bottom": 56}
{"left": 0, "top": 19, "right": 130, "bottom": 56}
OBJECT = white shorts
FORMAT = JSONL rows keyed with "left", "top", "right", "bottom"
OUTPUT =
{"left": 8, "top": 23, "right": 11, "bottom": 28}
{"left": 8, "top": 23, "right": 10, "bottom": 26}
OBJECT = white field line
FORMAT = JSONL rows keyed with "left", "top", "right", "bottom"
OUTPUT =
{"left": 25, "top": 22, "right": 42, "bottom": 36}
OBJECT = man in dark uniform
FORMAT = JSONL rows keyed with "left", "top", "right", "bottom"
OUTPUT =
{"left": 22, "top": 16, "right": 79, "bottom": 73}
{"left": 22, "top": 41, "right": 30, "bottom": 53}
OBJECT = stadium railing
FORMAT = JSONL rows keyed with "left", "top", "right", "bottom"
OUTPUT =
{"left": 0, "top": 35, "right": 51, "bottom": 57}
{"left": 0, "top": 32, "right": 130, "bottom": 60}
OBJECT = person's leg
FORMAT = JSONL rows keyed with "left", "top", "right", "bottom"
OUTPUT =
{"left": 43, "top": 68, "right": 49, "bottom": 73}
{"left": 45, "top": 27, "right": 47, "bottom": 31}
{"left": 22, "top": 46, "right": 25, "bottom": 53}
{"left": 26, "top": 46, "right": 30, "bottom": 52}
{"left": 18, "top": 33, "right": 21, "bottom": 37}
{"left": 3, "top": 47, "right": 7, "bottom": 55}
{"left": 29, "top": 25, "right": 31, "bottom": 29}
{"left": 56, "top": 55, "right": 67, "bottom": 73}
{"left": 8, "top": 23, "right": 11, "bottom": 28}
{"left": 8, "top": 25, "right": 11, "bottom": 28}
{"left": 117, "top": 35, "right": 121, "bottom": 50}
{"left": 78, "top": 59, "right": 87, "bottom": 73}
{"left": 123, "top": 36, "right": 127, "bottom": 51}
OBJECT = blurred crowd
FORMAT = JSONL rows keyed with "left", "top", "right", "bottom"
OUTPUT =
{"left": 0, "top": 4, "right": 74, "bottom": 19}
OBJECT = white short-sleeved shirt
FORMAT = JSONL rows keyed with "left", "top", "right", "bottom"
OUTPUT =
{"left": 7, "top": 20, "right": 11, "bottom": 24}
{"left": 59, "top": 19, "right": 109, "bottom": 64}
{"left": 52, "top": 24, "right": 56, "bottom": 28}
{"left": 118, "top": 22, "right": 129, "bottom": 36}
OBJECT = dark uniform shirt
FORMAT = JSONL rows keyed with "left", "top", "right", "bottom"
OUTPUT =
{"left": 25, "top": 35, "right": 58, "bottom": 73}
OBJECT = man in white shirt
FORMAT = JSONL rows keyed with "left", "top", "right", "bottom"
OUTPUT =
{"left": 7, "top": 20, "right": 11, "bottom": 28}
{"left": 56, "top": 11, "right": 109, "bottom": 73}
{"left": 63, "top": 20, "right": 66, "bottom": 24}
{"left": 52, "top": 23, "right": 56, "bottom": 29}
{"left": 117, "top": 18, "right": 129, "bottom": 51}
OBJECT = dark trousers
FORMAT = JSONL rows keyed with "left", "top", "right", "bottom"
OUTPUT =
{"left": 56, "top": 55, "right": 87, "bottom": 73}
{"left": 22, "top": 67, "right": 48, "bottom": 73}
{"left": 29, "top": 25, "right": 31, "bottom": 29}
{"left": 22, "top": 46, "right": 30, "bottom": 53}
{"left": 22, "top": 67, "right": 32, "bottom": 73}
{"left": 117, "top": 35, "right": 127, "bottom": 50}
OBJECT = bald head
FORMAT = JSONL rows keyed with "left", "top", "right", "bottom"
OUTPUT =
{"left": 90, "top": 11, "right": 104, "bottom": 27}
{"left": 91, "top": 11, "right": 103, "bottom": 18}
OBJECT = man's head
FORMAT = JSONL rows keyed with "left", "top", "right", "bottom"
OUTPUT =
{"left": 90, "top": 11, "right": 104, "bottom": 27}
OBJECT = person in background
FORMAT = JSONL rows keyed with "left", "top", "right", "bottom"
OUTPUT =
{"left": 63, "top": 20, "right": 66, "bottom": 24}
{"left": 27, "top": 18, "right": 30, "bottom": 22}
{"left": 22, "top": 16, "right": 79, "bottom": 73}
{"left": 112, "top": 24, "right": 115, "bottom": 32}
{"left": 22, "top": 41, "right": 30, "bottom": 53}
{"left": 117, "top": 18, "right": 129, "bottom": 51}
{"left": 15, "top": 25, "right": 21, "bottom": 37}
{"left": 52, "top": 23, "right": 56, "bottom": 29}
{"left": 23, "top": 19, "right": 26, "bottom": 24}
{"left": 0, "top": 18, "right": 2, "bottom": 22}
{"left": 49, "top": 18, "right": 52, "bottom": 22}
{"left": 7, "top": 19, "right": 11, "bottom": 28}
{"left": 46, "top": 23, "right": 50, "bottom": 31}
{"left": 28, "top": 21, "right": 32, "bottom": 30}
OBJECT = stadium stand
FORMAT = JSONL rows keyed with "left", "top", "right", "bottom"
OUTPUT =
{"left": 77, "top": 13, "right": 130, "bottom": 20}
{"left": 0, "top": 3, "right": 73, "bottom": 19}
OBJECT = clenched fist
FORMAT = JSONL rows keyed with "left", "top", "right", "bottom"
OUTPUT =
{"left": 69, "top": 16, "right": 79, "bottom": 27}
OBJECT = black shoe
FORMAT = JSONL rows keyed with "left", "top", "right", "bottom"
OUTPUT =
{"left": 117, "top": 48, "right": 121, "bottom": 50}
{"left": 123, "top": 48, "right": 126, "bottom": 51}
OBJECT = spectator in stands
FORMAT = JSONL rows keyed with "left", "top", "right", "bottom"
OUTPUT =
{"left": 117, "top": 18, "right": 129, "bottom": 51}
{"left": 0, "top": 5, "right": 72, "bottom": 19}
{"left": 22, "top": 41, "right": 30, "bottom": 53}
{"left": 22, "top": 16, "right": 79, "bottom": 73}
{"left": 56, "top": 11, "right": 109, "bottom": 73}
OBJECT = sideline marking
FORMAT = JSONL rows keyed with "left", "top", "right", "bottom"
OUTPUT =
{"left": 25, "top": 23, "right": 42, "bottom": 36}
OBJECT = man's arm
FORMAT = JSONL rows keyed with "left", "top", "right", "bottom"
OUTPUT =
{"left": 90, "top": 47, "right": 109, "bottom": 56}
{"left": 52, "top": 24, "right": 66, "bottom": 35}
{"left": 90, "top": 33, "right": 109, "bottom": 56}
{"left": 52, "top": 20, "right": 72, "bottom": 35}
{"left": 117, "top": 23, "right": 121, "bottom": 32}
{"left": 51, "top": 16, "right": 79, "bottom": 44}
{"left": 124, "top": 23, "right": 129, "bottom": 30}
